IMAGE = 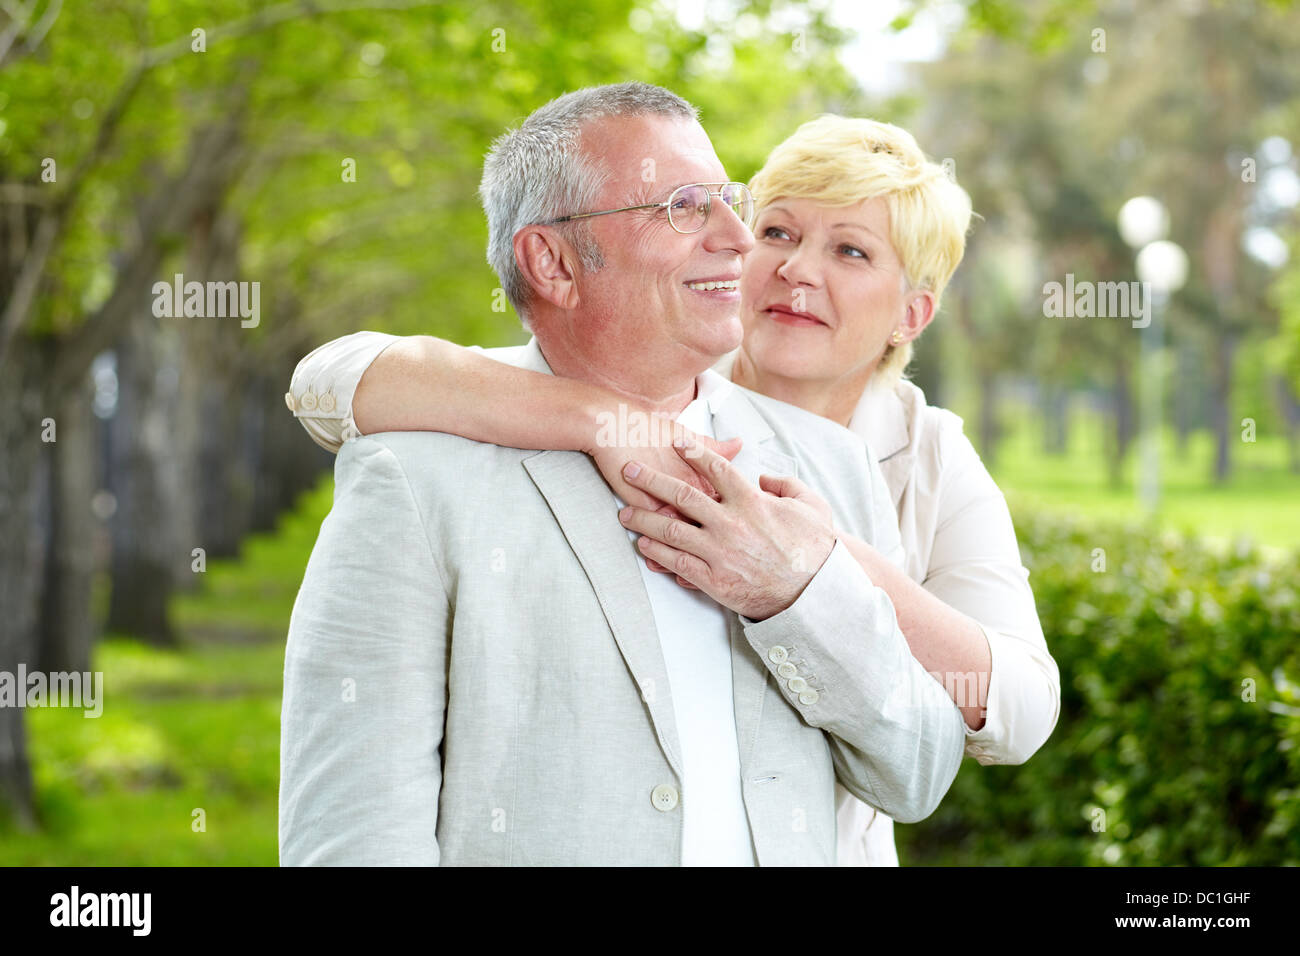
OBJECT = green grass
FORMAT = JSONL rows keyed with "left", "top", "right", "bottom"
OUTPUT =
{"left": 2, "top": 481, "right": 335, "bottom": 866}
{"left": 976, "top": 402, "right": 1300, "bottom": 552}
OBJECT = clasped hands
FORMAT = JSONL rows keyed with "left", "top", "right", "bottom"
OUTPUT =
{"left": 590, "top": 419, "right": 837, "bottom": 622}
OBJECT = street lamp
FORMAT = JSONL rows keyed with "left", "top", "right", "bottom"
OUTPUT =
{"left": 1118, "top": 198, "right": 1188, "bottom": 515}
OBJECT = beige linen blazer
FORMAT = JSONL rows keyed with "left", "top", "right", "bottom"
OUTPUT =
{"left": 279, "top": 338, "right": 967, "bottom": 866}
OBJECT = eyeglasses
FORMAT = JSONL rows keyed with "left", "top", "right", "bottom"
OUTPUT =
{"left": 542, "top": 182, "right": 755, "bottom": 234}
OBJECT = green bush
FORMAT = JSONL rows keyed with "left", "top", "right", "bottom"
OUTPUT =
{"left": 898, "top": 510, "right": 1300, "bottom": 865}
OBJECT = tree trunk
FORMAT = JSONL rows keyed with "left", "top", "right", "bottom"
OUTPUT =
{"left": 0, "top": 343, "right": 48, "bottom": 829}
{"left": 104, "top": 319, "right": 190, "bottom": 645}
{"left": 1174, "top": 340, "right": 1196, "bottom": 460}
{"left": 1208, "top": 333, "right": 1237, "bottom": 483}
{"left": 36, "top": 372, "right": 97, "bottom": 675}
{"left": 1041, "top": 382, "right": 1068, "bottom": 456}
{"left": 1110, "top": 358, "right": 1134, "bottom": 488}
{"left": 1276, "top": 376, "right": 1300, "bottom": 474}
{"left": 977, "top": 368, "right": 998, "bottom": 468}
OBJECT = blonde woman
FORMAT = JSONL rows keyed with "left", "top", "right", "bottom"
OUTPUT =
{"left": 286, "top": 116, "right": 1060, "bottom": 865}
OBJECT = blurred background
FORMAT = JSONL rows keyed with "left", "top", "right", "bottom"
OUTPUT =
{"left": 1, "top": 0, "right": 1297, "bottom": 865}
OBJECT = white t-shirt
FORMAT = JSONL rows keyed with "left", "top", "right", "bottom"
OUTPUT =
{"left": 613, "top": 369, "right": 756, "bottom": 866}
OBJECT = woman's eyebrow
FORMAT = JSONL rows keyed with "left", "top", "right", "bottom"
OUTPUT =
{"left": 831, "top": 222, "right": 882, "bottom": 239}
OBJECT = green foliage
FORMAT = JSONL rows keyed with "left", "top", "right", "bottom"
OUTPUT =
{"left": 899, "top": 509, "right": 1300, "bottom": 865}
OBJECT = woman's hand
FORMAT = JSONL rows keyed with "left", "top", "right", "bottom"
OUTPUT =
{"left": 616, "top": 437, "right": 837, "bottom": 621}
{"left": 587, "top": 410, "right": 742, "bottom": 512}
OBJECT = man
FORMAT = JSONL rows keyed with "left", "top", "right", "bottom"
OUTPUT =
{"left": 279, "top": 82, "right": 965, "bottom": 865}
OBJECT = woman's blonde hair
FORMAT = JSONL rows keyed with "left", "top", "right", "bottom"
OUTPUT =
{"left": 747, "top": 115, "right": 973, "bottom": 386}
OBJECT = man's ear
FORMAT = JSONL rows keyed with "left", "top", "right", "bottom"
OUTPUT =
{"left": 514, "top": 226, "right": 581, "bottom": 311}
{"left": 898, "top": 288, "right": 937, "bottom": 342}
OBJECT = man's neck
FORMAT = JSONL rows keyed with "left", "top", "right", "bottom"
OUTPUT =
{"left": 537, "top": 335, "right": 703, "bottom": 418}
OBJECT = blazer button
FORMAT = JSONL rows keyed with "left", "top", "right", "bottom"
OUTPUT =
{"left": 300, "top": 391, "right": 318, "bottom": 411}
{"left": 318, "top": 392, "right": 337, "bottom": 413}
{"left": 284, "top": 391, "right": 296, "bottom": 412}
{"left": 799, "top": 690, "right": 820, "bottom": 705}
{"left": 651, "top": 784, "right": 679, "bottom": 812}
{"left": 777, "top": 662, "right": 797, "bottom": 678}
{"left": 788, "top": 677, "right": 809, "bottom": 693}
{"left": 768, "top": 646, "right": 789, "bottom": 664}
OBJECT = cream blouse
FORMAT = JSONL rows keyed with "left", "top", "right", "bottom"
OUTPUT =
{"left": 287, "top": 333, "right": 1061, "bottom": 866}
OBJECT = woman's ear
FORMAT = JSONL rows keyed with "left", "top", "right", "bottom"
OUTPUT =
{"left": 898, "top": 288, "right": 937, "bottom": 343}
{"left": 514, "top": 226, "right": 581, "bottom": 311}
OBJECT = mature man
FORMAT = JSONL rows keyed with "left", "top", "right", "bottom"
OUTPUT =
{"left": 279, "top": 82, "right": 965, "bottom": 866}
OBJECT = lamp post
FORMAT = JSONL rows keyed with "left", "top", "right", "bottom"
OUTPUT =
{"left": 1117, "top": 197, "right": 1188, "bottom": 515}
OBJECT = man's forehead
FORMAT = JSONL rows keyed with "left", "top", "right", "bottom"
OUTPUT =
{"left": 582, "top": 115, "right": 726, "bottom": 188}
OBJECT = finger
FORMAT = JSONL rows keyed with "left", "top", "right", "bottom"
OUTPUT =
{"left": 623, "top": 460, "right": 717, "bottom": 524}
{"left": 634, "top": 534, "right": 711, "bottom": 591}
{"left": 674, "top": 436, "right": 749, "bottom": 501}
{"left": 700, "top": 434, "right": 743, "bottom": 462}
{"left": 758, "top": 472, "right": 812, "bottom": 500}
{"left": 654, "top": 503, "right": 696, "bottom": 523}
{"left": 619, "top": 505, "right": 711, "bottom": 560}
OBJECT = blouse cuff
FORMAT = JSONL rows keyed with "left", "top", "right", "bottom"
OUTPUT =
{"left": 286, "top": 331, "right": 401, "bottom": 454}
{"left": 961, "top": 622, "right": 1059, "bottom": 766}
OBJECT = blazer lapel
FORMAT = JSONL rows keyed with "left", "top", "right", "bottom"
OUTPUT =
{"left": 522, "top": 451, "right": 684, "bottom": 778}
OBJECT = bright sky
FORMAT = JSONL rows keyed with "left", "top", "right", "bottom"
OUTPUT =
{"left": 667, "top": 0, "right": 959, "bottom": 94}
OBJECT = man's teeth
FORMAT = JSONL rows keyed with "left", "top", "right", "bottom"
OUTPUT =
{"left": 686, "top": 280, "right": 739, "bottom": 291}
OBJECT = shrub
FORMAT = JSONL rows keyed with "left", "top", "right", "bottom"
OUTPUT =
{"left": 897, "top": 510, "right": 1300, "bottom": 865}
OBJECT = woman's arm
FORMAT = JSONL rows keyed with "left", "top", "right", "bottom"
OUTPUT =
{"left": 287, "top": 331, "right": 742, "bottom": 509}
{"left": 842, "top": 417, "right": 1058, "bottom": 758}
{"left": 836, "top": 534, "right": 991, "bottom": 731}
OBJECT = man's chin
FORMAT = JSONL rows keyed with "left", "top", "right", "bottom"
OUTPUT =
{"left": 695, "top": 314, "right": 745, "bottom": 357}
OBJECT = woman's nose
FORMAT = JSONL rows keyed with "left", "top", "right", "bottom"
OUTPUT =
{"left": 777, "top": 249, "right": 820, "bottom": 287}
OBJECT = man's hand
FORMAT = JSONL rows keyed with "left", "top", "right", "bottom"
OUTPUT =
{"left": 617, "top": 437, "right": 837, "bottom": 621}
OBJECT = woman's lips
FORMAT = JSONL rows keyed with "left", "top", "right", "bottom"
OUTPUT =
{"left": 764, "top": 306, "right": 826, "bottom": 327}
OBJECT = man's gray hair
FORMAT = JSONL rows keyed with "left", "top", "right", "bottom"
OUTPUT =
{"left": 479, "top": 82, "right": 700, "bottom": 326}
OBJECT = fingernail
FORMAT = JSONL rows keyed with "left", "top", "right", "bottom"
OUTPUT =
{"left": 619, "top": 506, "right": 632, "bottom": 521}
{"left": 624, "top": 461, "right": 641, "bottom": 479}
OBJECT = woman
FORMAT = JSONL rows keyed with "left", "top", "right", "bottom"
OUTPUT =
{"left": 285, "top": 115, "right": 1060, "bottom": 865}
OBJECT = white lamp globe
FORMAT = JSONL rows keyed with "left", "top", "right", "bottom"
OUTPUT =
{"left": 1118, "top": 196, "right": 1170, "bottom": 249}
{"left": 1135, "top": 239, "right": 1189, "bottom": 294}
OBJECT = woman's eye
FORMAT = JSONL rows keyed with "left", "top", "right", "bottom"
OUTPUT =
{"left": 762, "top": 226, "right": 791, "bottom": 240}
{"left": 840, "top": 245, "right": 867, "bottom": 259}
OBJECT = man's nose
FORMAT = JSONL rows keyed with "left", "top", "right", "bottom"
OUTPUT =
{"left": 702, "top": 197, "right": 755, "bottom": 256}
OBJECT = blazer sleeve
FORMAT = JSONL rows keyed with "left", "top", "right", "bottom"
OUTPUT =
{"left": 740, "top": 536, "right": 967, "bottom": 824}
{"left": 279, "top": 436, "right": 449, "bottom": 865}
{"left": 286, "top": 331, "right": 402, "bottom": 454}
{"left": 925, "top": 411, "right": 1061, "bottom": 766}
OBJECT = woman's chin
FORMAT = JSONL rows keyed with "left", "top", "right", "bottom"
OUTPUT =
{"left": 744, "top": 334, "right": 828, "bottom": 382}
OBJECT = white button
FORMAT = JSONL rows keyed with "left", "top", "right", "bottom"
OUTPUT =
{"left": 768, "top": 646, "right": 789, "bottom": 664}
{"left": 300, "top": 391, "right": 318, "bottom": 411}
{"left": 284, "top": 391, "right": 296, "bottom": 412}
{"left": 777, "top": 662, "right": 797, "bottom": 678}
{"left": 788, "top": 677, "right": 808, "bottom": 693}
{"left": 799, "top": 690, "right": 819, "bottom": 705}
{"left": 651, "top": 784, "right": 679, "bottom": 812}
{"left": 319, "top": 392, "right": 336, "bottom": 413}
